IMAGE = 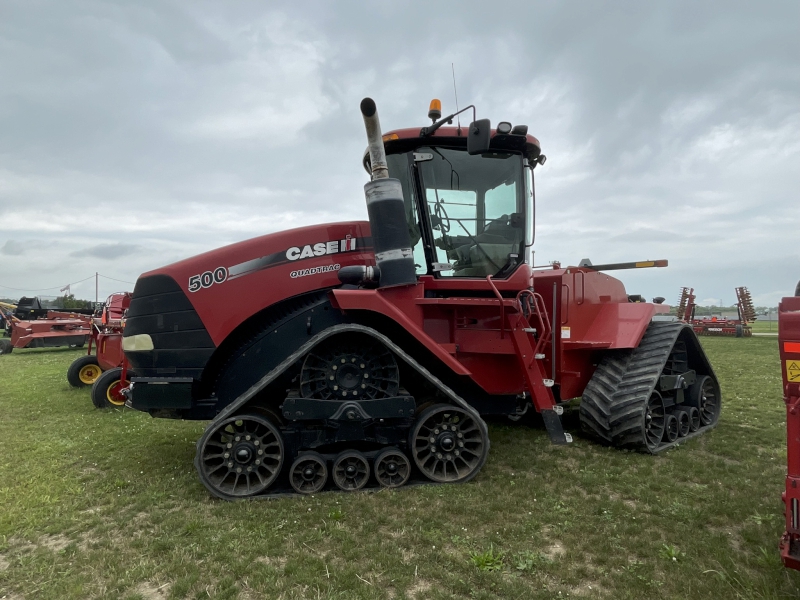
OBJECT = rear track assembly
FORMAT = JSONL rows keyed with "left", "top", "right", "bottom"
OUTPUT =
{"left": 579, "top": 321, "right": 720, "bottom": 453}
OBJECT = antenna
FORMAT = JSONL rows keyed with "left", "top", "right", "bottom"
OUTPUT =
{"left": 451, "top": 63, "right": 461, "bottom": 134}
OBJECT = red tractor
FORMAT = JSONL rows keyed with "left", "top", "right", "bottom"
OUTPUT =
{"left": 122, "top": 98, "right": 721, "bottom": 499}
{"left": 66, "top": 292, "right": 135, "bottom": 408}
{"left": 779, "top": 283, "right": 800, "bottom": 570}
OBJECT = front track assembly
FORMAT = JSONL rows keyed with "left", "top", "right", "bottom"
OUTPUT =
{"left": 579, "top": 321, "right": 721, "bottom": 453}
{"left": 194, "top": 325, "right": 490, "bottom": 500}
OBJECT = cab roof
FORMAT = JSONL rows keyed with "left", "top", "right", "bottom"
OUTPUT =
{"left": 363, "top": 126, "right": 542, "bottom": 170}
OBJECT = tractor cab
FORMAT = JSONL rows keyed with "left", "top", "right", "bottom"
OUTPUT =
{"left": 364, "top": 103, "right": 545, "bottom": 280}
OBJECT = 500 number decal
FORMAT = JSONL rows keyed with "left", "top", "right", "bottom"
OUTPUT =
{"left": 188, "top": 267, "right": 228, "bottom": 293}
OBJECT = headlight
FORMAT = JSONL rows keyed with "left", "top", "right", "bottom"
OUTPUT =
{"left": 122, "top": 334, "right": 154, "bottom": 352}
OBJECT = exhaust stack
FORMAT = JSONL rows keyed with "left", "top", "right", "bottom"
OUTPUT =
{"left": 358, "top": 98, "right": 417, "bottom": 288}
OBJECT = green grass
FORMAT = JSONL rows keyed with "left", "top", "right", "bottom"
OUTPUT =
{"left": 1, "top": 341, "right": 799, "bottom": 599}
{"left": 750, "top": 321, "right": 779, "bottom": 334}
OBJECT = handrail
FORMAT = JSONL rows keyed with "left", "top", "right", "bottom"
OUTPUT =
{"left": 486, "top": 275, "right": 506, "bottom": 339}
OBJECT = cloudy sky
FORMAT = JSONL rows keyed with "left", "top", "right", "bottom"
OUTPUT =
{"left": 1, "top": 1, "right": 798, "bottom": 307}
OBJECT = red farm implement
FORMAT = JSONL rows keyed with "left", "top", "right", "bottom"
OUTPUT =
{"left": 676, "top": 286, "right": 757, "bottom": 337}
{"left": 779, "top": 285, "right": 800, "bottom": 570}
{"left": 0, "top": 311, "right": 91, "bottom": 355}
{"left": 66, "top": 292, "right": 136, "bottom": 409}
{"left": 119, "top": 98, "right": 722, "bottom": 499}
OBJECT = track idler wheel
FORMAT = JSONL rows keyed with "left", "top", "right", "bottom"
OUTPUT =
{"left": 195, "top": 414, "right": 284, "bottom": 500}
{"left": 410, "top": 404, "right": 489, "bottom": 484}
{"left": 643, "top": 392, "right": 666, "bottom": 452}
{"left": 289, "top": 452, "right": 328, "bottom": 494}
{"left": 374, "top": 448, "right": 411, "bottom": 488}
{"left": 664, "top": 414, "right": 679, "bottom": 443}
{"left": 332, "top": 451, "right": 370, "bottom": 491}
{"left": 688, "top": 375, "right": 721, "bottom": 427}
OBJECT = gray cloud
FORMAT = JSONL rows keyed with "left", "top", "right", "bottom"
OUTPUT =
{"left": 1, "top": 240, "right": 25, "bottom": 255}
{"left": 70, "top": 243, "right": 142, "bottom": 260}
{"left": 1, "top": 1, "right": 798, "bottom": 302}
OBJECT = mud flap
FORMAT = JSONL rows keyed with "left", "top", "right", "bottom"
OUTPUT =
{"left": 542, "top": 409, "right": 573, "bottom": 445}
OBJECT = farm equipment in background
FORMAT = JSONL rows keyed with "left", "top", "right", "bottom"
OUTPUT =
{"left": 0, "top": 311, "right": 92, "bottom": 355}
{"left": 121, "top": 97, "right": 721, "bottom": 500}
{"left": 1, "top": 301, "right": 16, "bottom": 336}
{"left": 12, "top": 295, "right": 94, "bottom": 321}
{"left": 66, "top": 292, "right": 135, "bottom": 409}
{"left": 676, "top": 286, "right": 757, "bottom": 337}
{"left": 779, "top": 282, "right": 800, "bottom": 570}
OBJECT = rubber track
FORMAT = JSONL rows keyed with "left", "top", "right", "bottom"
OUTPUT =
{"left": 579, "top": 321, "right": 713, "bottom": 454}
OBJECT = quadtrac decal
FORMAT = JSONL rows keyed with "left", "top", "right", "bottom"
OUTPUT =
{"left": 291, "top": 264, "right": 340, "bottom": 279}
{"left": 187, "top": 235, "right": 370, "bottom": 292}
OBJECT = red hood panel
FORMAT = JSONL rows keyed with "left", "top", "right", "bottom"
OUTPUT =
{"left": 141, "top": 221, "right": 372, "bottom": 345}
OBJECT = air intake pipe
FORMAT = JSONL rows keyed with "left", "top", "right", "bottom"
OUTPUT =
{"left": 359, "top": 98, "right": 417, "bottom": 288}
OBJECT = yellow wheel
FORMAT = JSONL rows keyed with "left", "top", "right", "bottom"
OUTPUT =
{"left": 91, "top": 367, "right": 134, "bottom": 409}
{"left": 67, "top": 355, "right": 101, "bottom": 388}
{"left": 79, "top": 364, "right": 101, "bottom": 385}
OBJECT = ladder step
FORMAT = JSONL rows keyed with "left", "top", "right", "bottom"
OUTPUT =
{"left": 542, "top": 409, "right": 572, "bottom": 445}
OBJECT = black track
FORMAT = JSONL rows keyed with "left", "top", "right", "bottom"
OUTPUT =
{"left": 578, "top": 321, "right": 720, "bottom": 453}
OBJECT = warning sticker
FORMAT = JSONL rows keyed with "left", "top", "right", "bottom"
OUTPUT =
{"left": 561, "top": 327, "right": 571, "bottom": 340}
{"left": 787, "top": 360, "right": 800, "bottom": 382}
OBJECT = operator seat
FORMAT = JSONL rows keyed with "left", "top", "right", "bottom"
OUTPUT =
{"left": 452, "top": 213, "right": 524, "bottom": 277}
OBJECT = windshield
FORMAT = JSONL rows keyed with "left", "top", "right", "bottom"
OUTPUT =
{"left": 418, "top": 147, "right": 525, "bottom": 277}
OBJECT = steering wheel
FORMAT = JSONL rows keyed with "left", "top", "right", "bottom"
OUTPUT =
{"left": 433, "top": 201, "right": 451, "bottom": 234}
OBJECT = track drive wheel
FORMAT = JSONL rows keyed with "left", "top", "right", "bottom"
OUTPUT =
{"left": 374, "top": 447, "right": 411, "bottom": 488}
{"left": 332, "top": 451, "right": 370, "bottom": 491}
{"left": 410, "top": 404, "right": 489, "bottom": 484}
{"left": 643, "top": 392, "right": 666, "bottom": 452}
{"left": 91, "top": 367, "right": 133, "bottom": 408}
{"left": 67, "top": 355, "right": 101, "bottom": 387}
{"left": 688, "top": 375, "right": 721, "bottom": 427}
{"left": 289, "top": 452, "right": 328, "bottom": 494}
{"left": 195, "top": 414, "right": 284, "bottom": 500}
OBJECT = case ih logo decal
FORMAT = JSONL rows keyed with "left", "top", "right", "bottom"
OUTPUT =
{"left": 187, "top": 235, "right": 368, "bottom": 292}
{"left": 286, "top": 237, "right": 357, "bottom": 261}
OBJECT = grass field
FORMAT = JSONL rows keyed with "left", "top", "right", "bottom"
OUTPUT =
{"left": 1, "top": 339, "right": 799, "bottom": 599}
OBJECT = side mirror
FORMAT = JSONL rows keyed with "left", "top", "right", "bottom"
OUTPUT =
{"left": 467, "top": 119, "right": 491, "bottom": 155}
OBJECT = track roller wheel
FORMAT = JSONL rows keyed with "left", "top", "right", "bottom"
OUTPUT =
{"left": 664, "top": 414, "right": 679, "bottom": 442}
{"left": 67, "top": 355, "right": 101, "bottom": 387}
{"left": 195, "top": 414, "right": 284, "bottom": 500}
{"left": 332, "top": 451, "right": 370, "bottom": 491}
{"left": 91, "top": 367, "right": 133, "bottom": 408}
{"left": 410, "top": 404, "right": 488, "bottom": 484}
{"left": 374, "top": 448, "right": 411, "bottom": 488}
{"left": 676, "top": 410, "right": 690, "bottom": 437}
{"left": 643, "top": 392, "right": 666, "bottom": 453}
{"left": 289, "top": 452, "right": 328, "bottom": 494}
{"left": 686, "top": 406, "right": 700, "bottom": 432}
{"left": 688, "top": 375, "right": 721, "bottom": 426}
